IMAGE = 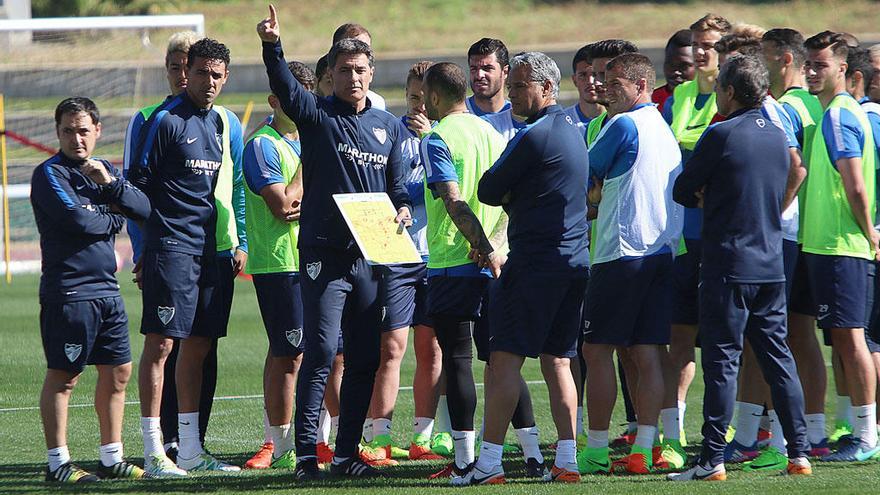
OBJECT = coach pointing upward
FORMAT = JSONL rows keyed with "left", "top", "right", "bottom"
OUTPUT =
{"left": 257, "top": 5, "right": 411, "bottom": 480}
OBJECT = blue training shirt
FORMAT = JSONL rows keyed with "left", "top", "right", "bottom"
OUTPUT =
{"left": 31, "top": 153, "right": 150, "bottom": 303}
{"left": 563, "top": 104, "right": 593, "bottom": 138}
{"left": 465, "top": 96, "right": 511, "bottom": 117}
{"left": 478, "top": 104, "right": 590, "bottom": 275}
{"left": 262, "top": 40, "right": 411, "bottom": 250}
{"left": 822, "top": 94, "right": 866, "bottom": 167}
{"left": 673, "top": 107, "right": 790, "bottom": 283}
{"left": 243, "top": 133, "right": 301, "bottom": 194}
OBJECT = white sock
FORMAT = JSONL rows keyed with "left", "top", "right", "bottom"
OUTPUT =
{"left": 852, "top": 403, "right": 878, "bottom": 448}
{"left": 452, "top": 429, "right": 475, "bottom": 469}
{"left": 373, "top": 418, "right": 392, "bottom": 439}
{"left": 48, "top": 445, "right": 71, "bottom": 472}
{"left": 555, "top": 439, "right": 576, "bottom": 467}
{"left": 330, "top": 416, "right": 339, "bottom": 443}
{"left": 768, "top": 410, "right": 787, "bottom": 454}
{"left": 140, "top": 416, "right": 164, "bottom": 458}
{"left": 587, "top": 429, "right": 609, "bottom": 449}
{"left": 847, "top": 397, "right": 855, "bottom": 425}
{"left": 835, "top": 396, "right": 851, "bottom": 425}
{"left": 99, "top": 442, "right": 123, "bottom": 467}
{"left": 318, "top": 408, "right": 331, "bottom": 444}
{"left": 262, "top": 409, "right": 273, "bottom": 444}
{"left": 635, "top": 424, "right": 657, "bottom": 449}
{"left": 436, "top": 395, "right": 452, "bottom": 433}
{"left": 677, "top": 400, "right": 687, "bottom": 434}
{"left": 270, "top": 424, "right": 293, "bottom": 457}
{"left": 413, "top": 417, "right": 434, "bottom": 439}
{"left": 163, "top": 441, "right": 177, "bottom": 453}
{"left": 515, "top": 426, "right": 543, "bottom": 463}
{"left": 362, "top": 418, "right": 374, "bottom": 443}
{"left": 177, "top": 412, "right": 203, "bottom": 460}
{"left": 804, "top": 413, "right": 826, "bottom": 445}
{"left": 474, "top": 440, "right": 503, "bottom": 472}
{"left": 661, "top": 408, "right": 680, "bottom": 441}
{"left": 760, "top": 413, "right": 771, "bottom": 431}
{"left": 733, "top": 401, "right": 763, "bottom": 446}
{"left": 627, "top": 421, "right": 637, "bottom": 433}
{"left": 331, "top": 455, "right": 350, "bottom": 465}
{"left": 576, "top": 407, "right": 584, "bottom": 436}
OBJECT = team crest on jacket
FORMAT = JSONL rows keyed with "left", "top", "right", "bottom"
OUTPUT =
{"left": 64, "top": 343, "right": 82, "bottom": 363}
{"left": 158, "top": 306, "right": 176, "bottom": 326}
{"left": 306, "top": 262, "right": 322, "bottom": 280}
{"left": 372, "top": 127, "right": 387, "bottom": 145}
{"left": 286, "top": 328, "right": 303, "bottom": 347}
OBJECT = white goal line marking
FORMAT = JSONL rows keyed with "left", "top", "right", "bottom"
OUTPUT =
{"left": 0, "top": 380, "right": 548, "bottom": 413}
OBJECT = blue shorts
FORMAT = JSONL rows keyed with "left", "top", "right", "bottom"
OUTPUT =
{"left": 869, "top": 261, "right": 880, "bottom": 346}
{"left": 426, "top": 274, "right": 489, "bottom": 320}
{"left": 583, "top": 254, "right": 673, "bottom": 346}
{"left": 141, "top": 250, "right": 202, "bottom": 339}
{"left": 41, "top": 296, "right": 131, "bottom": 373}
{"left": 672, "top": 238, "right": 701, "bottom": 325}
{"left": 384, "top": 262, "right": 431, "bottom": 331}
{"left": 489, "top": 265, "right": 587, "bottom": 358}
{"left": 474, "top": 280, "right": 495, "bottom": 362}
{"left": 253, "top": 272, "right": 305, "bottom": 357}
{"left": 191, "top": 255, "right": 235, "bottom": 339}
{"left": 789, "top": 245, "right": 815, "bottom": 316}
{"left": 806, "top": 254, "right": 874, "bottom": 330}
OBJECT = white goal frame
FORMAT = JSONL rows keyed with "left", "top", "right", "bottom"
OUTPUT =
{"left": 0, "top": 14, "right": 204, "bottom": 36}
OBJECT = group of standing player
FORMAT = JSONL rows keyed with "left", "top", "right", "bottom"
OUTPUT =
{"left": 30, "top": 3, "right": 880, "bottom": 485}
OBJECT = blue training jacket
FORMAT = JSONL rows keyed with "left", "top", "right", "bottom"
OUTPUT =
{"left": 128, "top": 92, "right": 226, "bottom": 257}
{"left": 478, "top": 104, "right": 590, "bottom": 275}
{"left": 31, "top": 152, "right": 150, "bottom": 303}
{"left": 262, "top": 40, "right": 411, "bottom": 250}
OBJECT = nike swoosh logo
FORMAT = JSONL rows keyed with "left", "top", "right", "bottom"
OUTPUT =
{"left": 685, "top": 124, "right": 706, "bottom": 131}
{"left": 857, "top": 414, "right": 869, "bottom": 419}
{"left": 470, "top": 467, "right": 501, "bottom": 484}
{"left": 586, "top": 459, "right": 610, "bottom": 469}
{"left": 180, "top": 421, "right": 191, "bottom": 425}
{"left": 751, "top": 413, "right": 763, "bottom": 417}
{"left": 186, "top": 137, "right": 198, "bottom": 144}
{"left": 817, "top": 314, "right": 830, "bottom": 320}
{"left": 75, "top": 184, "right": 86, "bottom": 190}
{"left": 692, "top": 469, "right": 719, "bottom": 480}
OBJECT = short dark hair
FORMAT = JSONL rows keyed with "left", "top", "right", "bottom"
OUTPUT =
{"left": 589, "top": 39, "right": 639, "bottom": 62}
{"left": 690, "top": 13, "right": 732, "bottom": 35}
{"left": 332, "top": 23, "right": 371, "bottom": 44}
{"left": 606, "top": 53, "right": 656, "bottom": 90}
{"left": 715, "top": 34, "right": 762, "bottom": 57}
{"left": 718, "top": 54, "right": 769, "bottom": 108}
{"left": 187, "top": 38, "right": 230, "bottom": 68}
{"left": 287, "top": 61, "right": 316, "bottom": 90}
{"left": 666, "top": 29, "right": 693, "bottom": 53}
{"left": 424, "top": 62, "right": 468, "bottom": 104}
{"left": 846, "top": 47, "right": 874, "bottom": 94}
{"left": 328, "top": 38, "right": 374, "bottom": 70}
{"left": 762, "top": 28, "right": 807, "bottom": 67}
{"left": 467, "top": 38, "right": 509, "bottom": 68}
{"left": 55, "top": 97, "right": 100, "bottom": 127}
{"left": 315, "top": 54, "right": 329, "bottom": 81}
{"left": 804, "top": 31, "right": 850, "bottom": 61}
{"left": 572, "top": 44, "right": 592, "bottom": 72}
{"left": 407, "top": 61, "right": 434, "bottom": 87}
{"left": 838, "top": 32, "right": 861, "bottom": 48}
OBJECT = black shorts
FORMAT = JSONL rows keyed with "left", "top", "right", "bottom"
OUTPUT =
{"left": 253, "top": 272, "right": 305, "bottom": 357}
{"left": 140, "top": 250, "right": 202, "bottom": 339}
{"left": 806, "top": 254, "right": 874, "bottom": 330}
{"left": 426, "top": 275, "right": 489, "bottom": 320}
{"left": 584, "top": 254, "right": 673, "bottom": 346}
{"left": 789, "top": 245, "right": 815, "bottom": 316}
{"left": 191, "top": 255, "right": 236, "bottom": 339}
{"left": 41, "top": 296, "right": 131, "bottom": 373}
{"left": 672, "top": 239, "right": 701, "bottom": 325}
{"left": 384, "top": 262, "right": 431, "bottom": 331}
{"left": 489, "top": 264, "right": 587, "bottom": 359}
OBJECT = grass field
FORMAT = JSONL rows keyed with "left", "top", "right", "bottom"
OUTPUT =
{"left": 1, "top": 273, "right": 880, "bottom": 493}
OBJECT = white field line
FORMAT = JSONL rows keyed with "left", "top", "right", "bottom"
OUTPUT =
{"left": 0, "top": 380, "right": 547, "bottom": 413}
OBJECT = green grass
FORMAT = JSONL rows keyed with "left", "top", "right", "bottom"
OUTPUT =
{"left": 9, "top": 0, "right": 880, "bottom": 65}
{"left": 0, "top": 273, "right": 878, "bottom": 493}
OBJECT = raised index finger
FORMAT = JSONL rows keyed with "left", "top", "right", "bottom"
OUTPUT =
{"left": 269, "top": 4, "right": 277, "bottom": 22}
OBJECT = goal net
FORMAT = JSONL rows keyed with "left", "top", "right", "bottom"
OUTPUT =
{"left": 0, "top": 15, "right": 204, "bottom": 277}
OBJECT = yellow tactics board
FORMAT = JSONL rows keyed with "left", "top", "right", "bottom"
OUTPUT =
{"left": 333, "top": 192, "right": 422, "bottom": 265}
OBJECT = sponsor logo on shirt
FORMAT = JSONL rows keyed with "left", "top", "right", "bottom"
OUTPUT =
{"left": 184, "top": 159, "right": 221, "bottom": 176}
{"left": 336, "top": 143, "right": 388, "bottom": 170}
